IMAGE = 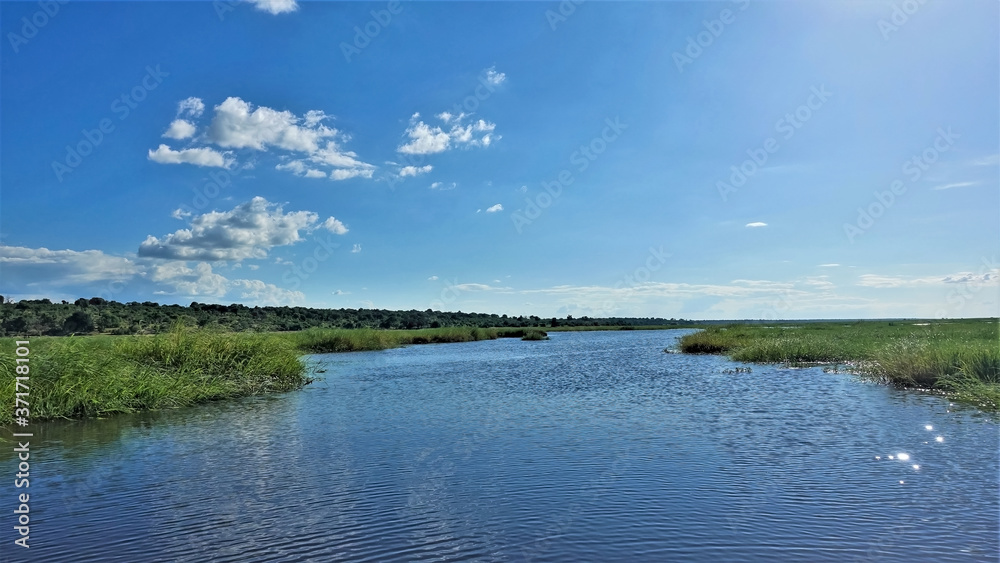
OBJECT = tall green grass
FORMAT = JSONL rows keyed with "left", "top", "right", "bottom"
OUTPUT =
{"left": 0, "top": 328, "right": 304, "bottom": 423}
{"left": 679, "top": 319, "right": 1000, "bottom": 410}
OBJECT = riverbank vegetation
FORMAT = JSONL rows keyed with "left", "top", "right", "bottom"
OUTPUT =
{"left": 679, "top": 319, "right": 1000, "bottom": 410}
{"left": 0, "top": 326, "right": 549, "bottom": 424}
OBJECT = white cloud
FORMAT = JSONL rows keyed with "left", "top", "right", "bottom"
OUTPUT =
{"left": 171, "top": 208, "right": 192, "bottom": 220}
{"left": 177, "top": 97, "right": 204, "bottom": 118}
{"left": 208, "top": 97, "right": 333, "bottom": 152}
{"left": 0, "top": 245, "right": 139, "bottom": 283}
{"left": 932, "top": 181, "right": 978, "bottom": 190}
{"left": 745, "top": 222, "right": 768, "bottom": 228}
{"left": 818, "top": 263, "right": 840, "bottom": 267}
{"left": 248, "top": 0, "right": 298, "bottom": 14}
{"left": 858, "top": 270, "right": 1000, "bottom": 288}
{"left": 399, "top": 164, "right": 433, "bottom": 177}
{"left": 322, "top": 217, "right": 348, "bottom": 235}
{"left": 485, "top": 66, "right": 506, "bottom": 86}
{"left": 971, "top": 154, "right": 1000, "bottom": 166}
{"left": 148, "top": 144, "right": 233, "bottom": 168}
{"left": 397, "top": 113, "right": 497, "bottom": 155}
{"left": 151, "top": 261, "right": 229, "bottom": 296}
{"left": 350, "top": 244, "right": 362, "bottom": 253}
{"left": 138, "top": 197, "right": 333, "bottom": 261}
{"left": 427, "top": 275, "right": 438, "bottom": 281}
{"left": 430, "top": 181, "right": 457, "bottom": 190}
{"left": 152, "top": 260, "right": 304, "bottom": 305}
{"left": 153, "top": 96, "right": 374, "bottom": 180}
{"left": 486, "top": 203, "right": 503, "bottom": 213}
{"left": 230, "top": 278, "right": 303, "bottom": 304}
{"left": 310, "top": 140, "right": 373, "bottom": 171}
{"left": 330, "top": 168, "right": 374, "bottom": 181}
{"left": 163, "top": 119, "right": 196, "bottom": 140}
{"left": 275, "top": 160, "right": 328, "bottom": 178}
{"left": 332, "top": 289, "right": 350, "bottom": 295}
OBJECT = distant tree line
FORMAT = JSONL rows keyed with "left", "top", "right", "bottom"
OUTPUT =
{"left": 0, "top": 296, "right": 691, "bottom": 337}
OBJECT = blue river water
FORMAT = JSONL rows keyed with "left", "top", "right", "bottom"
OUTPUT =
{"left": 2, "top": 329, "right": 997, "bottom": 561}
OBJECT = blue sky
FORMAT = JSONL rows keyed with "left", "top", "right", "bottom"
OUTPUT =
{"left": 1, "top": 0, "right": 997, "bottom": 320}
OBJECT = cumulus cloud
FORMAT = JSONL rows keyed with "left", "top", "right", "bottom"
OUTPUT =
{"left": 151, "top": 96, "right": 374, "bottom": 180}
{"left": 148, "top": 144, "right": 233, "bottom": 168}
{"left": 745, "top": 222, "right": 768, "bottom": 228}
{"left": 177, "top": 97, "right": 205, "bottom": 118}
{"left": 430, "top": 181, "right": 457, "bottom": 190}
{"left": 276, "top": 160, "right": 327, "bottom": 178}
{"left": 321, "top": 217, "right": 348, "bottom": 235}
{"left": 230, "top": 278, "right": 304, "bottom": 304}
{"left": 138, "top": 196, "right": 341, "bottom": 261}
{"left": 248, "top": 0, "right": 298, "bottom": 14}
{"left": 151, "top": 261, "right": 228, "bottom": 296}
{"left": 0, "top": 244, "right": 304, "bottom": 306}
{"left": 330, "top": 167, "right": 374, "bottom": 181}
{"left": 427, "top": 275, "right": 438, "bottom": 281}
{"left": 163, "top": 119, "right": 196, "bottom": 140}
{"left": 486, "top": 204, "right": 503, "bottom": 213}
{"left": 151, "top": 261, "right": 304, "bottom": 305}
{"left": 350, "top": 244, "right": 362, "bottom": 253}
{"left": 0, "top": 245, "right": 139, "bottom": 283}
{"left": 171, "top": 208, "right": 192, "bottom": 220}
{"left": 399, "top": 164, "right": 432, "bottom": 177}
{"left": 485, "top": 66, "right": 506, "bottom": 85}
{"left": 397, "top": 112, "right": 497, "bottom": 155}
{"left": 208, "top": 97, "right": 334, "bottom": 152}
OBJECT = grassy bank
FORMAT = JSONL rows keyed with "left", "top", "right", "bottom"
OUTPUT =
{"left": 0, "top": 326, "right": 547, "bottom": 424}
{"left": 547, "top": 325, "right": 683, "bottom": 332}
{"left": 679, "top": 319, "right": 1000, "bottom": 410}
{"left": 286, "top": 326, "right": 547, "bottom": 353}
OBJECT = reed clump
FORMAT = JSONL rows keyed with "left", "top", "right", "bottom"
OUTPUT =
{"left": 0, "top": 327, "right": 304, "bottom": 423}
{"left": 679, "top": 319, "right": 1000, "bottom": 410}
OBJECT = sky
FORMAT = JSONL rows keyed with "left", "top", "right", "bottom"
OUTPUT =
{"left": 1, "top": 0, "right": 997, "bottom": 320}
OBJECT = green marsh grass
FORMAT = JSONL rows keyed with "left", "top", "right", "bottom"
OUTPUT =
{"left": 0, "top": 328, "right": 304, "bottom": 424}
{"left": 679, "top": 319, "right": 1000, "bottom": 410}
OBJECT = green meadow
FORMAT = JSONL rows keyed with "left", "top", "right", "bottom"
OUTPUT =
{"left": 679, "top": 319, "right": 1000, "bottom": 410}
{"left": 0, "top": 326, "right": 548, "bottom": 424}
